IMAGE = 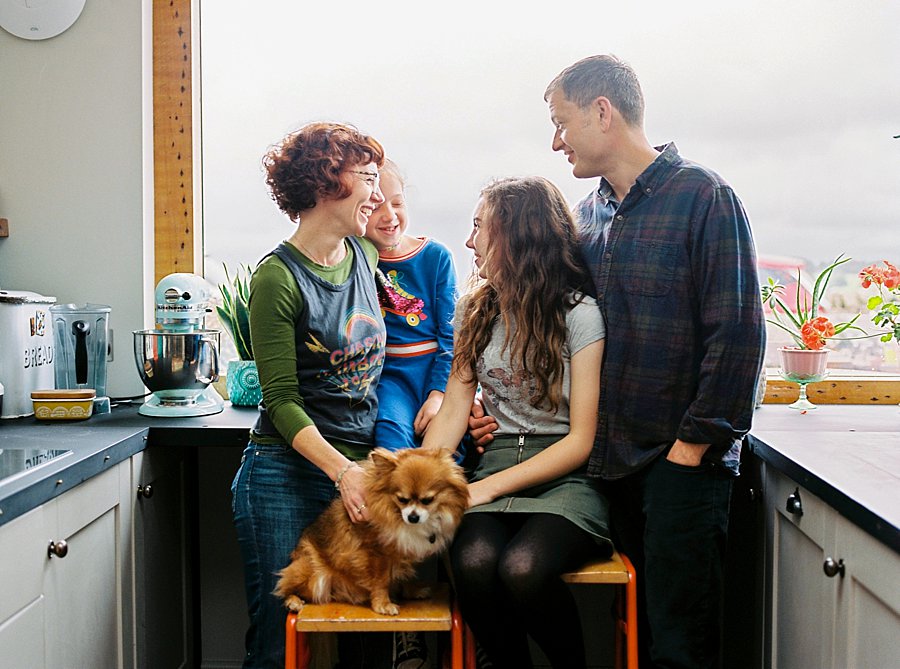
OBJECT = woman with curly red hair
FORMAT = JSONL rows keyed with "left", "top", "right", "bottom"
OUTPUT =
{"left": 231, "top": 121, "right": 392, "bottom": 668}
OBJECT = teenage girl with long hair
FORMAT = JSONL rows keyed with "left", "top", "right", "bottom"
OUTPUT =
{"left": 421, "top": 176, "right": 612, "bottom": 669}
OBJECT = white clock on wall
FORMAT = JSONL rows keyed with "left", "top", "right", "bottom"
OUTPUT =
{"left": 0, "top": 0, "right": 87, "bottom": 41}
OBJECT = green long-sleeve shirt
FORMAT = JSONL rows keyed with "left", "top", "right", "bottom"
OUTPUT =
{"left": 248, "top": 237, "right": 379, "bottom": 460}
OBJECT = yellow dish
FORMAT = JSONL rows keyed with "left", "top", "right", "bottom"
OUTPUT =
{"left": 31, "top": 389, "right": 95, "bottom": 421}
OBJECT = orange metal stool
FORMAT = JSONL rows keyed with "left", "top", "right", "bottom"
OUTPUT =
{"left": 461, "top": 549, "right": 638, "bottom": 669}
{"left": 285, "top": 582, "right": 465, "bottom": 669}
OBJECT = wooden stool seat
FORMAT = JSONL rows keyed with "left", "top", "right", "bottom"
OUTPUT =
{"left": 563, "top": 550, "right": 638, "bottom": 669}
{"left": 562, "top": 550, "right": 633, "bottom": 584}
{"left": 285, "top": 582, "right": 464, "bottom": 668}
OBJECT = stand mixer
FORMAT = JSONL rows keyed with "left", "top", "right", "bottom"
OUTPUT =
{"left": 133, "top": 273, "right": 224, "bottom": 417}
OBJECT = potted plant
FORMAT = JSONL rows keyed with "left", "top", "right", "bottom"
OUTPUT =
{"left": 216, "top": 263, "right": 261, "bottom": 406}
{"left": 761, "top": 255, "right": 864, "bottom": 409}
{"left": 859, "top": 260, "right": 900, "bottom": 344}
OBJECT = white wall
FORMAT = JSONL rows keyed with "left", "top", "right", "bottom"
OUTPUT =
{"left": 0, "top": 0, "right": 148, "bottom": 397}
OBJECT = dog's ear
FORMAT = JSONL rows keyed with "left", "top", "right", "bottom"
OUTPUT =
{"left": 369, "top": 447, "right": 398, "bottom": 472}
{"left": 431, "top": 447, "right": 461, "bottom": 467}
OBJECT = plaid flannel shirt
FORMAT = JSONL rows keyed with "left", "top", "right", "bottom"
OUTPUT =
{"left": 575, "top": 143, "right": 766, "bottom": 479}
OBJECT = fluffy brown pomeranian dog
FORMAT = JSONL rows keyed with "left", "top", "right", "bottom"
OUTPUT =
{"left": 274, "top": 447, "right": 469, "bottom": 615}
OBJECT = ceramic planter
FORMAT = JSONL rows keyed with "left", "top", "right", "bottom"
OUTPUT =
{"left": 778, "top": 347, "right": 829, "bottom": 382}
{"left": 226, "top": 359, "right": 262, "bottom": 407}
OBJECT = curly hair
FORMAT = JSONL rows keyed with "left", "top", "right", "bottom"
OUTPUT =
{"left": 452, "top": 176, "right": 593, "bottom": 411}
{"left": 262, "top": 122, "right": 385, "bottom": 221}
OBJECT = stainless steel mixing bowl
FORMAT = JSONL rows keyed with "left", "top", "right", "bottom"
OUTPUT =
{"left": 133, "top": 330, "right": 220, "bottom": 398}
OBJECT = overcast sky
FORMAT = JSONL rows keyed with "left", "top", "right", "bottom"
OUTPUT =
{"left": 200, "top": 0, "right": 900, "bottom": 286}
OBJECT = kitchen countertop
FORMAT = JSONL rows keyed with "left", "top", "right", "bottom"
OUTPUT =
{"left": 748, "top": 404, "right": 900, "bottom": 554}
{"left": 1, "top": 402, "right": 898, "bottom": 553}
{"left": 0, "top": 402, "right": 257, "bottom": 527}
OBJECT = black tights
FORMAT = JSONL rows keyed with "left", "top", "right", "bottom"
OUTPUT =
{"left": 449, "top": 513, "right": 599, "bottom": 669}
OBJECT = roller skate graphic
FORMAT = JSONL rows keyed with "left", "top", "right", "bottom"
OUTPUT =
{"left": 375, "top": 268, "right": 427, "bottom": 326}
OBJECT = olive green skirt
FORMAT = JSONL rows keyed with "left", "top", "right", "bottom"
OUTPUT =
{"left": 468, "top": 434, "right": 612, "bottom": 550}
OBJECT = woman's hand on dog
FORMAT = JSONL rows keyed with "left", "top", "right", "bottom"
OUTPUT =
{"left": 339, "top": 465, "right": 370, "bottom": 523}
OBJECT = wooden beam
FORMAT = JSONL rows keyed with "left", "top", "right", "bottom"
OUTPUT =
{"left": 152, "top": 0, "right": 193, "bottom": 282}
{"left": 764, "top": 377, "right": 900, "bottom": 405}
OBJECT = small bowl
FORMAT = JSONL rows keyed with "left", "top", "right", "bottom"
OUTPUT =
{"left": 31, "top": 389, "right": 96, "bottom": 421}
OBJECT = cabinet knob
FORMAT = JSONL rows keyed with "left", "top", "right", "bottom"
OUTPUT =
{"left": 137, "top": 484, "right": 154, "bottom": 499}
{"left": 823, "top": 557, "right": 845, "bottom": 578}
{"left": 48, "top": 540, "right": 68, "bottom": 558}
{"left": 786, "top": 488, "right": 803, "bottom": 517}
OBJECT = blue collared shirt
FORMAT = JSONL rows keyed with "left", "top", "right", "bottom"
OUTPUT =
{"left": 575, "top": 143, "right": 766, "bottom": 479}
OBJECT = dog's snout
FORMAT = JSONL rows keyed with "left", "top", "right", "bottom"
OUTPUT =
{"left": 408, "top": 511, "right": 420, "bottom": 524}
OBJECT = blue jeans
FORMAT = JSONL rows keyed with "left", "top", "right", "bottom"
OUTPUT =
{"left": 600, "top": 453, "right": 733, "bottom": 669}
{"left": 231, "top": 442, "right": 335, "bottom": 669}
{"left": 231, "top": 442, "right": 393, "bottom": 669}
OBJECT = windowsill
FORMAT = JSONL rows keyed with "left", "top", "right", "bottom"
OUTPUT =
{"left": 763, "top": 374, "right": 900, "bottom": 404}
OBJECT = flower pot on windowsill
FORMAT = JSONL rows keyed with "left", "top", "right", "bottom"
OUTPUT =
{"left": 226, "top": 359, "right": 262, "bottom": 407}
{"left": 778, "top": 347, "right": 829, "bottom": 382}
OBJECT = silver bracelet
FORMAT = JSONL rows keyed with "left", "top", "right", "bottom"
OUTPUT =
{"left": 334, "top": 461, "right": 358, "bottom": 492}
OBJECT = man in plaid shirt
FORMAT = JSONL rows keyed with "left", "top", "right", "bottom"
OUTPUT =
{"left": 542, "top": 54, "right": 766, "bottom": 668}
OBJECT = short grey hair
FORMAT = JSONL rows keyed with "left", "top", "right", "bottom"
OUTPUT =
{"left": 544, "top": 54, "right": 645, "bottom": 127}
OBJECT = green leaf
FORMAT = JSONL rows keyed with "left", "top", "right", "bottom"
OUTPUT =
{"left": 867, "top": 295, "right": 884, "bottom": 310}
{"left": 809, "top": 254, "right": 850, "bottom": 317}
{"left": 771, "top": 296, "right": 803, "bottom": 329}
{"left": 794, "top": 267, "right": 806, "bottom": 323}
{"left": 766, "top": 318, "right": 805, "bottom": 348}
{"left": 832, "top": 313, "right": 862, "bottom": 335}
{"left": 217, "top": 262, "right": 254, "bottom": 360}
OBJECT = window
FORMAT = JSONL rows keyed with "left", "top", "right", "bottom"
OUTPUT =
{"left": 195, "top": 1, "right": 900, "bottom": 380}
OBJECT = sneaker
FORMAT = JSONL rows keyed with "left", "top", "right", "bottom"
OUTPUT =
{"left": 393, "top": 630, "right": 428, "bottom": 669}
{"left": 474, "top": 639, "right": 494, "bottom": 669}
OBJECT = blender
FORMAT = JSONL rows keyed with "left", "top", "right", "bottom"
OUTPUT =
{"left": 133, "top": 273, "right": 224, "bottom": 417}
{"left": 50, "top": 303, "right": 112, "bottom": 414}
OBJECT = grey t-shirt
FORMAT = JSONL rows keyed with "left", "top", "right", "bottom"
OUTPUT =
{"left": 455, "top": 294, "right": 605, "bottom": 435}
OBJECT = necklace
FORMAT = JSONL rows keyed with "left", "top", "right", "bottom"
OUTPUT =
{"left": 295, "top": 238, "right": 344, "bottom": 266}
{"left": 381, "top": 237, "right": 415, "bottom": 259}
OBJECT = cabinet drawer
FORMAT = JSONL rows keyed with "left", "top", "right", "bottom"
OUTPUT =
{"left": 54, "top": 465, "right": 120, "bottom": 538}
{"left": 768, "top": 467, "right": 831, "bottom": 540}
{"left": 0, "top": 506, "right": 46, "bottom": 623}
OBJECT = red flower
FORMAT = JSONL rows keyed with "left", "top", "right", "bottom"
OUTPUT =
{"left": 859, "top": 261, "right": 900, "bottom": 290}
{"left": 884, "top": 261, "right": 900, "bottom": 290}
{"left": 859, "top": 265, "right": 882, "bottom": 289}
{"left": 800, "top": 316, "right": 835, "bottom": 350}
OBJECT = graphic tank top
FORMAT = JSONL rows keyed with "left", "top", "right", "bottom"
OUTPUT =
{"left": 252, "top": 238, "right": 386, "bottom": 447}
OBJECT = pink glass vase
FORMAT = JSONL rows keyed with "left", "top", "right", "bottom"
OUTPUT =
{"left": 778, "top": 347, "right": 829, "bottom": 410}
{"left": 779, "top": 347, "right": 829, "bottom": 381}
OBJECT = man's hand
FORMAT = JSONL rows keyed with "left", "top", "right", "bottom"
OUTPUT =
{"left": 468, "top": 398, "right": 498, "bottom": 453}
{"left": 666, "top": 439, "right": 710, "bottom": 467}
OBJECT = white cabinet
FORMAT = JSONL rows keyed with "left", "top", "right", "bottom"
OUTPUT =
{"left": 831, "top": 514, "right": 900, "bottom": 668}
{"left": 0, "top": 505, "right": 47, "bottom": 668}
{"left": 764, "top": 466, "right": 900, "bottom": 669}
{"left": 131, "top": 448, "right": 193, "bottom": 669}
{"left": 0, "top": 463, "right": 132, "bottom": 669}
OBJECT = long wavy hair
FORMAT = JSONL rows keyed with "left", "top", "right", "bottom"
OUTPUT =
{"left": 452, "top": 176, "right": 593, "bottom": 411}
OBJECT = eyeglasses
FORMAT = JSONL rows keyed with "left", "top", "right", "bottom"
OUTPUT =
{"left": 349, "top": 170, "right": 380, "bottom": 191}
